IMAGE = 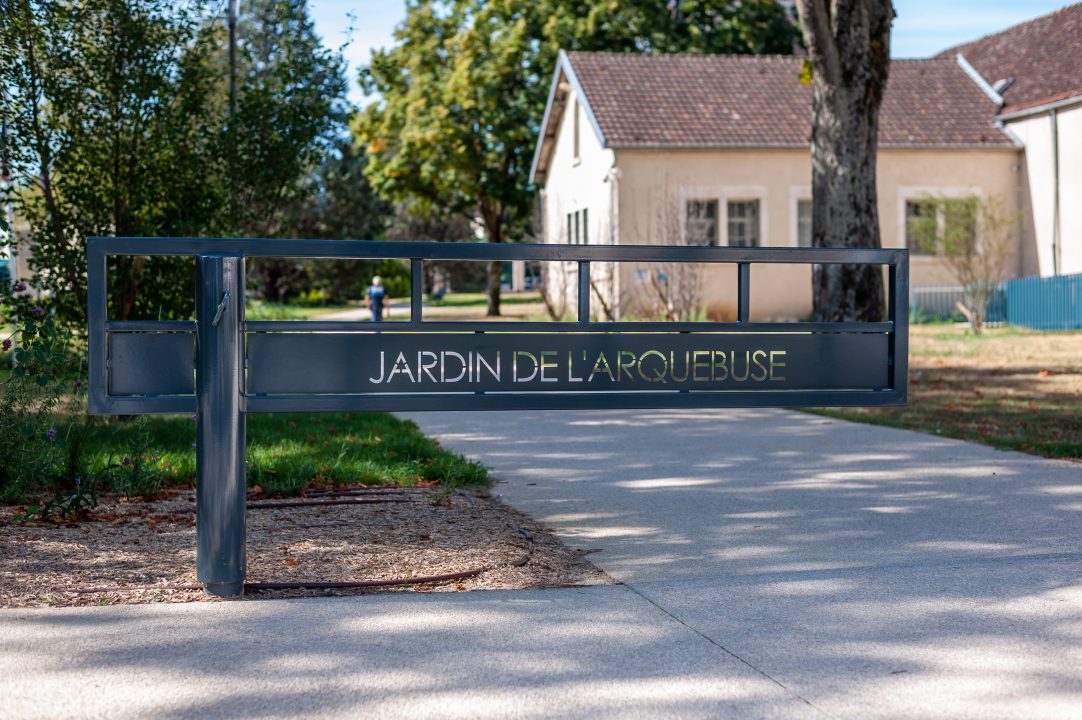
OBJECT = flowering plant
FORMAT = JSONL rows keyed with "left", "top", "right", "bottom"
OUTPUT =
{"left": 0, "top": 281, "right": 79, "bottom": 506}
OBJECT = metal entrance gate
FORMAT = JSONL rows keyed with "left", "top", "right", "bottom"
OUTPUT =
{"left": 87, "top": 237, "right": 908, "bottom": 595}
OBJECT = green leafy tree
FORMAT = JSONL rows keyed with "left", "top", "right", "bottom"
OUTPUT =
{"left": 356, "top": 0, "right": 798, "bottom": 316}
{"left": 224, "top": 0, "right": 350, "bottom": 236}
{"left": 258, "top": 138, "right": 395, "bottom": 305}
{"left": 907, "top": 194, "right": 1017, "bottom": 334}
{"left": 223, "top": 0, "right": 362, "bottom": 303}
{"left": 1, "top": 0, "right": 354, "bottom": 326}
{"left": 1, "top": 0, "right": 222, "bottom": 325}
{"left": 356, "top": 1, "right": 542, "bottom": 316}
{"left": 542, "top": 0, "right": 798, "bottom": 55}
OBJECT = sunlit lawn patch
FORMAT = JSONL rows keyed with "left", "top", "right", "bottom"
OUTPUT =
{"left": 428, "top": 291, "right": 542, "bottom": 308}
{"left": 815, "top": 325, "right": 1082, "bottom": 460}
{"left": 244, "top": 300, "right": 356, "bottom": 320}
{"left": 77, "top": 412, "right": 487, "bottom": 497}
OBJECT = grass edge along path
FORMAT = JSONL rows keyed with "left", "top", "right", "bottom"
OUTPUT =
{"left": 810, "top": 325, "right": 1082, "bottom": 462}
{"left": 19, "top": 412, "right": 489, "bottom": 504}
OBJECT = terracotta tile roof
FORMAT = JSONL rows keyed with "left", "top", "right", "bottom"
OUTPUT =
{"left": 936, "top": 3, "right": 1082, "bottom": 114}
{"left": 565, "top": 52, "right": 1014, "bottom": 150}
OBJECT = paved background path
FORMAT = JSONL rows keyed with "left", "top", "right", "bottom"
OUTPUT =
{"left": 3, "top": 409, "right": 1081, "bottom": 718}
{"left": 405, "top": 408, "right": 1082, "bottom": 719}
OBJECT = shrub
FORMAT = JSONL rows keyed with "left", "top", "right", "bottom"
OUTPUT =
{"left": 0, "top": 284, "right": 74, "bottom": 503}
{"left": 1, "top": 281, "right": 166, "bottom": 517}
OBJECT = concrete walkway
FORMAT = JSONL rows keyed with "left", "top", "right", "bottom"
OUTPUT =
{"left": 3, "top": 409, "right": 1081, "bottom": 719}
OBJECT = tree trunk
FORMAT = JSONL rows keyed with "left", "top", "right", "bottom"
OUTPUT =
{"left": 486, "top": 259, "right": 501, "bottom": 316}
{"left": 480, "top": 200, "right": 503, "bottom": 317}
{"left": 797, "top": 0, "right": 893, "bottom": 322}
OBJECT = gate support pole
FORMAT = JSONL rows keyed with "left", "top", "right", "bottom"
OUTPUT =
{"left": 196, "top": 255, "right": 246, "bottom": 597}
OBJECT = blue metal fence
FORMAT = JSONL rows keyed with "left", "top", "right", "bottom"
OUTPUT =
{"left": 1005, "top": 273, "right": 1082, "bottom": 330}
{"left": 909, "top": 283, "right": 1006, "bottom": 324}
{"left": 911, "top": 273, "right": 1082, "bottom": 330}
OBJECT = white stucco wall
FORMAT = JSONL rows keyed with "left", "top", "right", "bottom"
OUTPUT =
{"left": 539, "top": 83, "right": 617, "bottom": 318}
{"left": 1005, "top": 102, "right": 1082, "bottom": 276}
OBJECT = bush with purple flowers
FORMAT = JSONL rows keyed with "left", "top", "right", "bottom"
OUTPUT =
{"left": 1, "top": 279, "right": 80, "bottom": 506}
{"left": 1, "top": 278, "right": 169, "bottom": 516}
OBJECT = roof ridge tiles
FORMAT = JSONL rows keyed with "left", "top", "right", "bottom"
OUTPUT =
{"left": 559, "top": 50, "right": 1013, "bottom": 151}
{"left": 936, "top": 2, "right": 1082, "bottom": 58}
{"left": 932, "top": 3, "right": 1082, "bottom": 110}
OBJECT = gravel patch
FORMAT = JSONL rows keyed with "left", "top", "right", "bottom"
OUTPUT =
{"left": 1, "top": 485, "right": 613, "bottom": 608}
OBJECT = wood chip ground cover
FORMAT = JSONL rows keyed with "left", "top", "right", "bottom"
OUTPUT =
{"left": 1, "top": 486, "right": 613, "bottom": 608}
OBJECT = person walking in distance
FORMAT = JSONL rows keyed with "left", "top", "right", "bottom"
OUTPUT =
{"left": 366, "top": 275, "right": 386, "bottom": 322}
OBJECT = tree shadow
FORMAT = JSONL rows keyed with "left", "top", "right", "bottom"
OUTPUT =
{"left": 399, "top": 407, "right": 1082, "bottom": 717}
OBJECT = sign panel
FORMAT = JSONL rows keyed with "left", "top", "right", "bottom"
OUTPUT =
{"left": 108, "top": 332, "right": 195, "bottom": 396}
{"left": 246, "top": 332, "right": 889, "bottom": 395}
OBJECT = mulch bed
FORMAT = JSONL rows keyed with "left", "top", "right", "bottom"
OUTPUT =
{"left": 0, "top": 485, "right": 613, "bottom": 608}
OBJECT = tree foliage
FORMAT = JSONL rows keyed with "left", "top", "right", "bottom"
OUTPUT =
{"left": 251, "top": 139, "right": 399, "bottom": 306}
{"left": 908, "top": 194, "right": 1017, "bottom": 334}
{"left": 355, "top": 1, "right": 543, "bottom": 316}
{"left": 2, "top": 0, "right": 221, "bottom": 324}
{"left": 0, "top": 0, "right": 359, "bottom": 326}
{"left": 224, "top": 0, "right": 350, "bottom": 236}
{"left": 542, "top": 0, "right": 798, "bottom": 56}
{"left": 355, "top": 0, "right": 798, "bottom": 316}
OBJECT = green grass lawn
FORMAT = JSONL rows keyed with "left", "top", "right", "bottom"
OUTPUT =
{"left": 428, "top": 291, "right": 542, "bottom": 308}
{"left": 12, "top": 412, "right": 488, "bottom": 504}
{"left": 244, "top": 300, "right": 357, "bottom": 320}
{"left": 814, "top": 325, "right": 1082, "bottom": 460}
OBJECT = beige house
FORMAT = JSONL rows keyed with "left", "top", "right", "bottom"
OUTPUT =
{"left": 530, "top": 4, "right": 1081, "bottom": 320}
{"left": 938, "top": 3, "right": 1082, "bottom": 278}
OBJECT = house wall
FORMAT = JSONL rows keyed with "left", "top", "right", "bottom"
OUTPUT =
{"left": 540, "top": 86, "right": 617, "bottom": 318}
{"left": 610, "top": 147, "right": 1024, "bottom": 320}
{"left": 1005, "top": 102, "right": 1082, "bottom": 276}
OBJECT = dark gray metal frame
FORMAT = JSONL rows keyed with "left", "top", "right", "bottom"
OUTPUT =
{"left": 87, "top": 237, "right": 908, "bottom": 597}
{"left": 88, "top": 237, "right": 909, "bottom": 414}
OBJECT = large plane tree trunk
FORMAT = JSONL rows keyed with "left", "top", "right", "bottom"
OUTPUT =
{"left": 796, "top": 0, "right": 893, "bottom": 322}
{"left": 480, "top": 199, "right": 503, "bottom": 317}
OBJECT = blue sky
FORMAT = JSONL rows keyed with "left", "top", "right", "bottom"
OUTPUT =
{"left": 309, "top": 0, "right": 1071, "bottom": 106}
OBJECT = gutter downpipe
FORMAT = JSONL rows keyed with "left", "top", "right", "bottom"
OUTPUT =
{"left": 1051, "top": 108, "right": 1060, "bottom": 276}
{"left": 607, "top": 164, "right": 620, "bottom": 320}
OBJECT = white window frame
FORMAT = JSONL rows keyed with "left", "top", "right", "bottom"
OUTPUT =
{"left": 789, "top": 186, "right": 812, "bottom": 247}
{"left": 896, "top": 186, "right": 981, "bottom": 259}
{"left": 677, "top": 185, "right": 768, "bottom": 248}
{"left": 685, "top": 198, "right": 719, "bottom": 246}
{"left": 726, "top": 199, "right": 761, "bottom": 247}
{"left": 565, "top": 208, "right": 589, "bottom": 245}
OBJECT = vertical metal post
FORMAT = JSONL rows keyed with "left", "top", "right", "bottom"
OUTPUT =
{"left": 410, "top": 258, "right": 423, "bottom": 323}
{"left": 196, "top": 255, "right": 246, "bottom": 597}
{"left": 737, "top": 262, "right": 750, "bottom": 323}
{"left": 86, "top": 242, "right": 110, "bottom": 415}
{"left": 578, "top": 261, "right": 591, "bottom": 322}
{"left": 888, "top": 259, "right": 910, "bottom": 401}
